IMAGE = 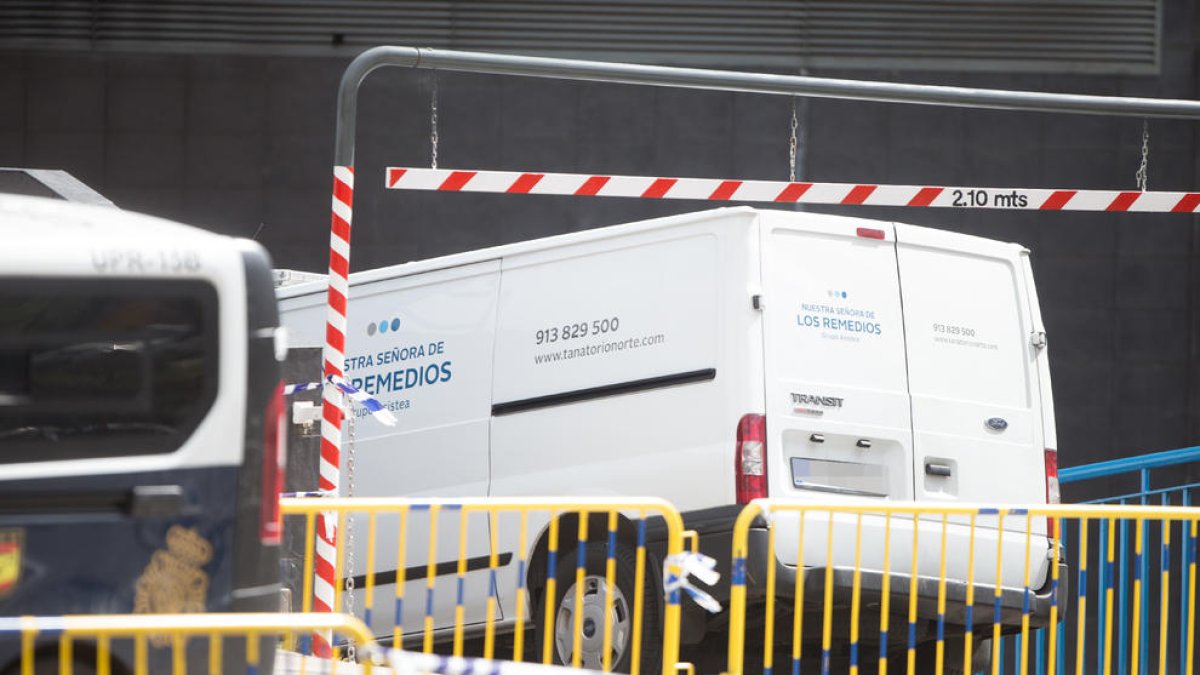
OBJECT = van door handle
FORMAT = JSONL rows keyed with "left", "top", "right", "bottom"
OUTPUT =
{"left": 924, "top": 462, "right": 953, "bottom": 478}
{"left": 128, "top": 485, "right": 184, "bottom": 519}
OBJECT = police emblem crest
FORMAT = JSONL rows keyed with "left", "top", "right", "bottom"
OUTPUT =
{"left": 0, "top": 529, "right": 22, "bottom": 598}
{"left": 134, "top": 525, "right": 213, "bottom": 635}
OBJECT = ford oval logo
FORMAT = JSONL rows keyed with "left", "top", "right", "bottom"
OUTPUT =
{"left": 985, "top": 417, "right": 1009, "bottom": 432}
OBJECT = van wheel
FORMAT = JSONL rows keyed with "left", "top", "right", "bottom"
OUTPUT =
{"left": 534, "top": 541, "right": 661, "bottom": 673}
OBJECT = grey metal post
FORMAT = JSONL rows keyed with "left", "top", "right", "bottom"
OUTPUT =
{"left": 333, "top": 45, "right": 1200, "bottom": 167}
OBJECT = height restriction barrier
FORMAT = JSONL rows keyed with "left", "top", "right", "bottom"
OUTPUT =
{"left": 725, "top": 500, "right": 1198, "bottom": 675}
{"left": 280, "top": 496, "right": 692, "bottom": 675}
{"left": 0, "top": 613, "right": 376, "bottom": 675}
{"left": 384, "top": 167, "right": 1200, "bottom": 214}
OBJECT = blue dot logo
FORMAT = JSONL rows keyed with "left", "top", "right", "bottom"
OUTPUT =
{"left": 367, "top": 317, "right": 402, "bottom": 336}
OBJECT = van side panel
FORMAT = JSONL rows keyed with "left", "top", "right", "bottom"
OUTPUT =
{"left": 278, "top": 260, "right": 502, "bottom": 634}
{"left": 488, "top": 213, "right": 761, "bottom": 621}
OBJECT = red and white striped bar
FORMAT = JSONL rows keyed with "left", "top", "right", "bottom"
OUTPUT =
{"left": 314, "top": 164, "right": 355, "bottom": 656}
{"left": 386, "top": 167, "right": 1200, "bottom": 213}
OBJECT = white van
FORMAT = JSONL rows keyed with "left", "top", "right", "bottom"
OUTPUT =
{"left": 277, "top": 206, "right": 1063, "bottom": 670}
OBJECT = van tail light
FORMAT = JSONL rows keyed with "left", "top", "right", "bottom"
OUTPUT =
{"left": 1044, "top": 448, "right": 1060, "bottom": 539}
{"left": 260, "top": 381, "right": 287, "bottom": 545}
{"left": 736, "top": 414, "right": 768, "bottom": 505}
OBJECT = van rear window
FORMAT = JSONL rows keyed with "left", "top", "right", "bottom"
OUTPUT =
{"left": 0, "top": 278, "right": 219, "bottom": 463}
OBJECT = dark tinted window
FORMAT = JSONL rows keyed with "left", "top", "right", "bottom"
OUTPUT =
{"left": 0, "top": 278, "right": 219, "bottom": 463}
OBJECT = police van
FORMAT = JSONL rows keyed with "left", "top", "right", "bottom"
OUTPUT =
{"left": 277, "top": 206, "right": 1062, "bottom": 671}
{"left": 0, "top": 194, "right": 286, "bottom": 674}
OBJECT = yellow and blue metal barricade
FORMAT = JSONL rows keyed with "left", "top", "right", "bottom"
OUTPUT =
{"left": 1055, "top": 446, "right": 1200, "bottom": 675}
{"left": 725, "top": 500, "right": 1198, "bottom": 675}
{"left": 280, "top": 496, "right": 689, "bottom": 675}
{"left": 0, "top": 613, "right": 376, "bottom": 675}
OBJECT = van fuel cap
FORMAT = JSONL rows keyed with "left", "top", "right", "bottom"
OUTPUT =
{"left": 985, "top": 417, "right": 1009, "bottom": 432}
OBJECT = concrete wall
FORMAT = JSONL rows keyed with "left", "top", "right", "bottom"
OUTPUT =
{"left": 1, "top": 1, "right": 1197, "bottom": 495}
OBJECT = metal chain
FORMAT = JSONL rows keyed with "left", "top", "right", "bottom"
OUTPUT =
{"left": 430, "top": 73, "right": 439, "bottom": 170}
{"left": 1135, "top": 118, "right": 1149, "bottom": 192}
{"left": 342, "top": 405, "right": 358, "bottom": 661}
{"left": 788, "top": 96, "right": 799, "bottom": 183}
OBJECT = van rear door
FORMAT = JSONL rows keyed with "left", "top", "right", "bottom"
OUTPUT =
{"left": 758, "top": 211, "right": 913, "bottom": 504}
{"left": 894, "top": 225, "right": 1048, "bottom": 529}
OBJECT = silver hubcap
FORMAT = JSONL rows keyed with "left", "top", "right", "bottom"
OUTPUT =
{"left": 554, "top": 574, "right": 631, "bottom": 669}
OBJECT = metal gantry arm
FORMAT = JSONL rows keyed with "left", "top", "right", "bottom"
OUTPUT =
{"left": 333, "top": 45, "right": 1200, "bottom": 166}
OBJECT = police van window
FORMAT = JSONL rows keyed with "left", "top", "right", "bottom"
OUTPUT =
{"left": 0, "top": 278, "right": 219, "bottom": 464}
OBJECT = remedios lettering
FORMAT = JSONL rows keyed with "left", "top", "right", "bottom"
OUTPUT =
{"left": 797, "top": 313, "right": 883, "bottom": 335}
{"left": 352, "top": 361, "right": 453, "bottom": 396}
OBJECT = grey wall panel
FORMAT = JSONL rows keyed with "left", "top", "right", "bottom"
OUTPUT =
{"left": 0, "top": 1, "right": 1195, "bottom": 499}
{"left": 0, "top": 0, "right": 1161, "bottom": 74}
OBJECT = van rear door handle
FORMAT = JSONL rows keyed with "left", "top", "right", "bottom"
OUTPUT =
{"left": 128, "top": 485, "right": 184, "bottom": 519}
{"left": 924, "top": 462, "right": 953, "bottom": 477}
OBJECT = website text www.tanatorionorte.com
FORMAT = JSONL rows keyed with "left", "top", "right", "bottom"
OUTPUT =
{"left": 533, "top": 333, "right": 666, "bottom": 364}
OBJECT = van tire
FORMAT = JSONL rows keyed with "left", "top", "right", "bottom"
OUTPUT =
{"left": 533, "top": 541, "right": 662, "bottom": 673}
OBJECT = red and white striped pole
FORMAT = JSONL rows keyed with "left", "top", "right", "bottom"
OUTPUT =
{"left": 314, "top": 164, "right": 354, "bottom": 656}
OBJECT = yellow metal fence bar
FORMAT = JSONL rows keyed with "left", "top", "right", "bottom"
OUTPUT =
{"left": 913, "top": 512, "right": 924, "bottom": 675}
{"left": 1021, "top": 513, "right": 1033, "bottom": 675}
{"left": 1105, "top": 517, "right": 1117, "bottom": 675}
{"left": 364, "top": 511, "right": 377, "bottom": 637}
{"left": 392, "top": 507, "right": 409, "bottom": 650}
{"left": 1076, "top": 518, "right": 1090, "bottom": 675}
{"left": 485, "top": 513, "right": 500, "bottom": 661}
{"left": 821, "top": 513, "right": 836, "bottom": 675}
{"left": 726, "top": 501, "right": 762, "bottom": 675}
{"left": 1131, "top": 517, "right": 1145, "bottom": 675}
{"left": 453, "top": 508, "right": 469, "bottom": 657}
{"left": 963, "top": 514, "right": 979, "bottom": 675}
{"left": 877, "top": 512, "right": 892, "bottom": 675}
{"left": 206, "top": 633, "right": 220, "bottom": 675}
{"left": 571, "top": 510, "right": 589, "bottom": 670}
{"left": 513, "top": 510, "right": 530, "bottom": 663}
{"left": 542, "top": 511, "right": 560, "bottom": 666}
{"left": 97, "top": 635, "right": 111, "bottom": 675}
{"left": 1157, "top": 520, "right": 1170, "bottom": 675}
{"left": 992, "top": 511, "right": 1006, "bottom": 675}
{"left": 850, "top": 513, "right": 864, "bottom": 675}
{"left": 602, "top": 510, "right": 618, "bottom": 673}
{"left": 791, "top": 508, "right": 807, "bottom": 675}
{"left": 1047, "top": 526, "right": 1062, "bottom": 675}
{"left": 935, "top": 513, "right": 949, "bottom": 675}
{"left": 4, "top": 614, "right": 377, "bottom": 675}
{"left": 1188, "top": 519, "right": 1197, "bottom": 675}
{"left": 631, "top": 509, "right": 647, "bottom": 675}
{"left": 423, "top": 503, "right": 441, "bottom": 655}
{"left": 762, "top": 517, "right": 778, "bottom": 675}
